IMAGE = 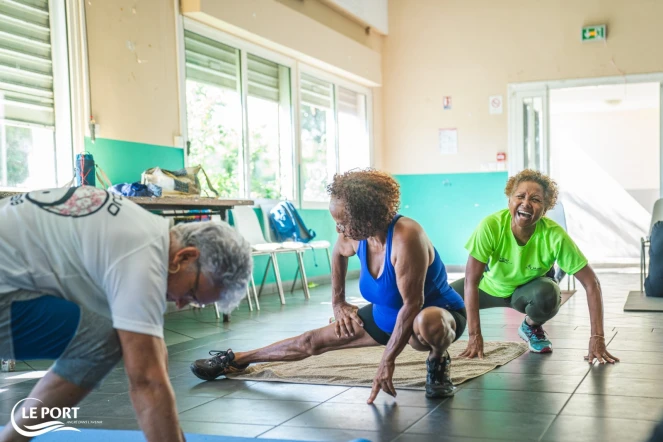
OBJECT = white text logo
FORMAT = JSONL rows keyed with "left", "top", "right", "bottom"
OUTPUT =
{"left": 11, "top": 398, "right": 81, "bottom": 437}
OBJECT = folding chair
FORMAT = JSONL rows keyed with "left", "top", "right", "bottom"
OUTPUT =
{"left": 231, "top": 206, "right": 308, "bottom": 305}
{"left": 257, "top": 200, "right": 330, "bottom": 295}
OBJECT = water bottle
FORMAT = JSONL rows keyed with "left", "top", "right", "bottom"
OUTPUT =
{"left": 75, "top": 152, "right": 96, "bottom": 187}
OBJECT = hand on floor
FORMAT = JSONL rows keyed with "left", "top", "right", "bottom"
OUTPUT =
{"left": 584, "top": 336, "right": 619, "bottom": 364}
{"left": 459, "top": 334, "right": 484, "bottom": 359}
{"left": 367, "top": 359, "right": 396, "bottom": 404}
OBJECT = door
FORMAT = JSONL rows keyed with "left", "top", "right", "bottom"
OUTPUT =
{"left": 508, "top": 86, "right": 549, "bottom": 175}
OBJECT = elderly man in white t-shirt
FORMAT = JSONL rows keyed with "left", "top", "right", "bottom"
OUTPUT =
{"left": 0, "top": 186, "right": 252, "bottom": 442}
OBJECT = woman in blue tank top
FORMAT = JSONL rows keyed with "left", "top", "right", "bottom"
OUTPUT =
{"left": 191, "top": 170, "right": 466, "bottom": 403}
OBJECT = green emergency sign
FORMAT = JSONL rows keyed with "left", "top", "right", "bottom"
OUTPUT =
{"left": 582, "top": 25, "right": 606, "bottom": 42}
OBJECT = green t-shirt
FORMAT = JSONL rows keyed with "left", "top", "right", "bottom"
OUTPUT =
{"left": 465, "top": 209, "right": 588, "bottom": 298}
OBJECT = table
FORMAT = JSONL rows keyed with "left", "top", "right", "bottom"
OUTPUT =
{"left": 0, "top": 190, "right": 254, "bottom": 322}
{"left": 1, "top": 191, "right": 252, "bottom": 219}
{"left": 128, "top": 195, "right": 253, "bottom": 220}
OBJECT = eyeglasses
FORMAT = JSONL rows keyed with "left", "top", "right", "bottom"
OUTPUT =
{"left": 187, "top": 261, "right": 204, "bottom": 308}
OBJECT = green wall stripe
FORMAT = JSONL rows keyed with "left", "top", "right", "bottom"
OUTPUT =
{"left": 84, "top": 137, "right": 185, "bottom": 185}
{"left": 396, "top": 172, "right": 508, "bottom": 265}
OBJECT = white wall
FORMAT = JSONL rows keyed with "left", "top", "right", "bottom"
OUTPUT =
{"left": 85, "top": 0, "right": 180, "bottom": 147}
{"left": 384, "top": 0, "right": 663, "bottom": 175}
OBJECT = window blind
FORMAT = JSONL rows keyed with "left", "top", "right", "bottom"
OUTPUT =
{"left": 247, "top": 53, "right": 281, "bottom": 102}
{"left": 184, "top": 29, "right": 239, "bottom": 91}
{"left": 337, "top": 86, "right": 363, "bottom": 116}
{"left": 0, "top": 0, "right": 54, "bottom": 127}
{"left": 300, "top": 73, "right": 333, "bottom": 109}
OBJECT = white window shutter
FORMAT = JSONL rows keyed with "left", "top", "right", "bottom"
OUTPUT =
{"left": 337, "top": 86, "right": 360, "bottom": 116}
{"left": 247, "top": 53, "right": 280, "bottom": 102}
{"left": 300, "top": 73, "right": 333, "bottom": 109}
{"left": 184, "top": 30, "right": 239, "bottom": 91}
{"left": 0, "top": 0, "right": 54, "bottom": 127}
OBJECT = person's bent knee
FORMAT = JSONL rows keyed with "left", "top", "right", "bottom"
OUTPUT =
{"left": 414, "top": 308, "right": 455, "bottom": 344}
{"left": 524, "top": 277, "right": 561, "bottom": 324}
{"left": 533, "top": 278, "right": 561, "bottom": 312}
{"left": 52, "top": 309, "right": 122, "bottom": 390}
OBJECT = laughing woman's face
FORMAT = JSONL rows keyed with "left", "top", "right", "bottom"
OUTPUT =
{"left": 508, "top": 181, "right": 546, "bottom": 229}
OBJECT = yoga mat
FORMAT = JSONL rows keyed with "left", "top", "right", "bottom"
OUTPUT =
{"left": 624, "top": 291, "right": 663, "bottom": 312}
{"left": 228, "top": 341, "right": 527, "bottom": 389}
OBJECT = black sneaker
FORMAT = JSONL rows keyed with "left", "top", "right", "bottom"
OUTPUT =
{"left": 190, "top": 349, "right": 248, "bottom": 381}
{"left": 425, "top": 352, "right": 457, "bottom": 398}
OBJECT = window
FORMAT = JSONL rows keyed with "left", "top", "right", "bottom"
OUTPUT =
{"left": 184, "top": 30, "right": 244, "bottom": 198}
{"left": 183, "top": 27, "right": 293, "bottom": 200}
{"left": 337, "top": 87, "right": 369, "bottom": 173}
{"left": 300, "top": 73, "right": 370, "bottom": 204}
{"left": 300, "top": 74, "right": 335, "bottom": 202}
{"left": 181, "top": 20, "right": 372, "bottom": 204}
{"left": 0, "top": 0, "right": 71, "bottom": 189}
{"left": 246, "top": 54, "right": 293, "bottom": 200}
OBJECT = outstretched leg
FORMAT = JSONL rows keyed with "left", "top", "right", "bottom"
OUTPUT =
{"left": 191, "top": 322, "right": 380, "bottom": 381}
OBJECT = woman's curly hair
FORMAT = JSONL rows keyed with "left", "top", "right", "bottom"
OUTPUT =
{"left": 327, "top": 169, "right": 400, "bottom": 239}
{"left": 504, "top": 169, "right": 559, "bottom": 210}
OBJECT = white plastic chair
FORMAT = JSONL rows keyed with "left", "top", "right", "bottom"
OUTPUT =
{"left": 545, "top": 201, "right": 576, "bottom": 290}
{"left": 258, "top": 200, "right": 332, "bottom": 295}
{"left": 231, "top": 206, "right": 308, "bottom": 306}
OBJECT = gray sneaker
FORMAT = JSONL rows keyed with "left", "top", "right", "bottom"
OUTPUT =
{"left": 190, "top": 349, "right": 248, "bottom": 381}
{"left": 425, "top": 352, "right": 457, "bottom": 398}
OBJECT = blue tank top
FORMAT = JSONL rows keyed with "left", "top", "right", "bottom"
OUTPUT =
{"left": 357, "top": 215, "right": 465, "bottom": 333}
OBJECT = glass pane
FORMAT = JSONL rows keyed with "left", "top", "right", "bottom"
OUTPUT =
{"left": 300, "top": 76, "right": 335, "bottom": 202}
{"left": 523, "top": 97, "right": 543, "bottom": 170}
{"left": 0, "top": 123, "right": 56, "bottom": 189}
{"left": 337, "top": 87, "right": 369, "bottom": 172}
{"left": 185, "top": 79, "right": 243, "bottom": 198}
{"left": 247, "top": 58, "right": 293, "bottom": 200}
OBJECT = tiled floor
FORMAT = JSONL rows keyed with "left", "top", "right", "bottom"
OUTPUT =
{"left": 1, "top": 270, "right": 662, "bottom": 441}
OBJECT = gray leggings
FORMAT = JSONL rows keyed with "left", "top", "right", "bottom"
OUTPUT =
{"left": 450, "top": 277, "right": 561, "bottom": 325}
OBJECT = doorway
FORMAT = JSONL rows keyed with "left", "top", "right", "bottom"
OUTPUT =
{"left": 508, "top": 75, "right": 663, "bottom": 264}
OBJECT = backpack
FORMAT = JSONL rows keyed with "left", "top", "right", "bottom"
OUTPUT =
{"left": 268, "top": 201, "right": 316, "bottom": 243}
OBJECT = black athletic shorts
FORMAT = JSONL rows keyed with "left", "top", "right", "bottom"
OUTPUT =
{"left": 357, "top": 304, "right": 467, "bottom": 346}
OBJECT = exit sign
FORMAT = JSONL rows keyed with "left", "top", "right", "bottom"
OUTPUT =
{"left": 582, "top": 25, "right": 606, "bottom": 41}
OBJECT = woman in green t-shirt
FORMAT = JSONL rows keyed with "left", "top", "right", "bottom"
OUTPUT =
{"left": 451, "top": 169, "right": 618, "bottom": 364}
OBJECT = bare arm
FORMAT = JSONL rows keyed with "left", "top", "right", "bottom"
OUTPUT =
{"left": 331, "top": 234, "right": 355, "bottom": 306}
{"left": 459, "top": 255, "right": 487, "bottom": 359}
{"left": 367, "top": 222, "right": 427, "bottom": 404}
{"left": 331, "top": 234, "right": 362, "bottom": 337}
{"left": 574, "top": 265, "right": 619, "bottom": 364}
{"left": 118, "top": 330, "right": 184, "bottom": 442}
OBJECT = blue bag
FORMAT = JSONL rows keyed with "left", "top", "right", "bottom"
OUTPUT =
{"left": 109, "top": 182, "right": 162, "bottom": 198}
{"left": 268, "top": 201, "right": 316, "bottom": 243}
